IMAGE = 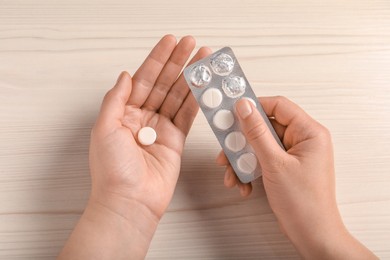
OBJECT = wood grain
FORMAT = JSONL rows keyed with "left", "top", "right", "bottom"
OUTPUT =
{"left": 0, "top": 0, "right": 389, "bottom": 259}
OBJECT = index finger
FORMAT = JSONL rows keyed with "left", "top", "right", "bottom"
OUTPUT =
{"left": 128, "top": 35, "right": 177, "bottom": 107}
{"left": 259, "top": 96, "right": 312, "bottom": 127}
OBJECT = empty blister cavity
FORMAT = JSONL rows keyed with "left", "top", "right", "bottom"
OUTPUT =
{"left": 213, "top": 109, "right": 234, "bottom": 130}
{"left": 210, "top": 53, "right": 234, "bottom": 76}
{"left": 202, "top": 88, "right": 223, "bottom": 109}
{"left": 237, "top": 153, "right": 257, "bottom": 175}
{"left": 222, "top": 76, "right": 246, "bottom": 98}
{"left": 225, "top": 131, "right": 246, "bottom": 152}
{"left": 189, "top": 64, "right": 212, "bottom": 88}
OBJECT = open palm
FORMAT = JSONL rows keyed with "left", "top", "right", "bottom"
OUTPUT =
{"left": 89, "top": 35, "right": 211, "bottom": 218}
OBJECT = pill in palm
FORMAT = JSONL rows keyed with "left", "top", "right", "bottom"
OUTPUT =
{"left": 138, "top": 127, "right": 157, "bottom": 146}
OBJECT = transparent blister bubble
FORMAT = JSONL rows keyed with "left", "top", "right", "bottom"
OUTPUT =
{"left": 222, "top": 76, "right": 246, "bottom": 98}
{"left": 189, "top": 64, "right": 212, "bottom": 88}
{"left": 210, "top": 53, "right": 234, "bottom": 76}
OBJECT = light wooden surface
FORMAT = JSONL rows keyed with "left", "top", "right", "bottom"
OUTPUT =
{"left": 1, "top": 0, "right": 390, "bottom": 259}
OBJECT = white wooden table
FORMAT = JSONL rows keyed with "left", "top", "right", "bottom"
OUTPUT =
{"left": 1, "top": 0, "right": 389, "bottom": 259}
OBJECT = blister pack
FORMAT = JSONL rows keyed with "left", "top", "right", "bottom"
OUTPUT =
{"left": 184, "top": 47, "right": 284, "bottom": 183}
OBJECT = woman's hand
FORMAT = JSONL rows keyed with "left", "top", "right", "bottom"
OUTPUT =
{"left": 217, "top": 97, "right": 377, "bottom": 259}
{"left": 89, "top": 35, "right": 211, "bottom": 221}
{"left": 59, "top": 35, "right": 211, "bottom": 260}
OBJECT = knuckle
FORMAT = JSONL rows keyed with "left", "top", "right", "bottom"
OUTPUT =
{"left": 153, "top": 82, "right": 170, "bottom": 94}
{"left": 159, "top": 106, "right": 174, "bottom": 118}
{"left": 313, "top": 123, "right": 332, "bottom": 147}
{"left": 103, "top": 89, "right": 115, "bottom": 102}
{"left": 245, "top": 121, "right": 268, "bottom": 142}
{"left": 169, "top": 88, "right": 185, "bottom": 102}
{"left": 275, "top": 95, "right": 289, "bottom": 104}
{"left": 103, "top": 88, "right": 124, "bottom": 107}
{"left": 317, "top": 124, "right": 331, "bottom": 140}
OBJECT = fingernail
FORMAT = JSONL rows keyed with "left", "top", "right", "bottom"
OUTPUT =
{"left": 116, "top": 71, "right": 126, "bottom": 83}
{"left": 236, "top": 99, "right": 252, "bottom": 119}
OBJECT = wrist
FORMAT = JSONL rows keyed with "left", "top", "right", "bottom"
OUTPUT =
{"left": 282, "top": 209, "right": 377, "bottom": 260}
{"left": 276, "top": 201, "right": 343, "bottom": 258}
{"left": 87, "top": 190, "right": 160, "bottom": 240}
{"left": 59, "top": 191, "right": 159, "bottom": 260}
{"left": 289, "top": 218, "right": 349, "bottom": 259}
{"left": 86, "top": 195, "right": 159, "bottom": 259}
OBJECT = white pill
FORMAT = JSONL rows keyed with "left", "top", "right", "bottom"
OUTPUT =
{"left": 225, "top": 131, "right": 246, "bottom": 152}
{"left": 138, "top": 127, "right": 157, "bottom": 146}
{"left": 213, "top": 109, "right": 234, "bottom": 130}
{"left": 202, "top": 88, "right": 223, "bottom": 109}
{"left": 237, "top": 153, "right": 257, "bottom": 175}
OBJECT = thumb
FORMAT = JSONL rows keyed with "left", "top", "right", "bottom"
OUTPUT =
{"left": 97, "top": 71, "right": 132, "bottom": 129}
{"left": 235, "top": 99, "right": 286, "bottom": 172}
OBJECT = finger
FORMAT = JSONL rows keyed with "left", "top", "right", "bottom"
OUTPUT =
{"left": 259, "top": 96, "right": 312, "bottom": 127}
{"left": 258, "top": 97, "right": 287, "bottom": 139}
{"left": 172, "top": 92, "right": 198, "bottom": 136}
{"left": 259, "top": 96, "right": 316, "bottom": 150}
{"left": 238, "top": 182, "right": 252, "bottom": 197}
{"left": 269, "top": 118, "right": 286, "bottom": 141}
{"left": 142, "top": 36, "right": 196, "bottom": 111}
{"left": 96, "top": 72, "right": 132, "bottom": 130}
{"left": 216, "top": 150, "right": 229, "bottom": 166}
{"left": 159, "top": 46, "right": 212, "bottom": 119}
{"left": 235, "top": 98, "right": 287, "bottom": 172}
{"left": 224, "top": 166, "right": 238, "bottom": 188}
{"left": 127, "top": 35, "right": 177, "bottom": 107}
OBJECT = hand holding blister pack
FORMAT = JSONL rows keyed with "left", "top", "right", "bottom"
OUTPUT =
{"left": 184, "top": 47, "right": 285, "bottom": 183}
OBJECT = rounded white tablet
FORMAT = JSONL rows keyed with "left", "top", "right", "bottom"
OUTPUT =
{"left": 202, "top": 88, "right": 223, "bottom": 109}
{"left": 237, "top": 153, "right": 257, "bottom": 175}
{"left": 225, "top": 131, "right": 246, "bottom": 152}
{"left": 213, "top": 109, "right": 234, "bottom": 130}
{"left": 138, "top": 127, "right": 157, "bottom": 146}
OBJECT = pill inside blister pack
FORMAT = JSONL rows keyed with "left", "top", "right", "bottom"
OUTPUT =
{"left": 184, "top": 47, "right": 284, "bottom": 183}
